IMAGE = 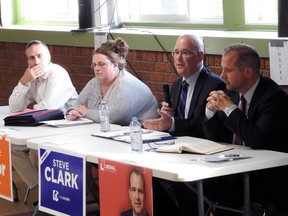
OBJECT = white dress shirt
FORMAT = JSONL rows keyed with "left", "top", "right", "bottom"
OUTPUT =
{"left": 9, "top": 63, "right": 78, "bottom": 113}
{"left": 169, "top": 67, "right": 202, "bottom": 132}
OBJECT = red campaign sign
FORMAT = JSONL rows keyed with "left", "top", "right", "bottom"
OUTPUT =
{"left": 0, "top": 135, "right": 14, "bottom": 202}
{"left": 99, "top": 159, "right": 153, "bottom": 216}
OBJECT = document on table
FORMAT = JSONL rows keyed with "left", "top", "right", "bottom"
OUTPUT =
{"left": 200, "top": 154, "right": 248, "bottom": 162}
{"left": 91, "top": 127, "right": 175, "bottom": 143}
{"left": 40, "top": 118, "right": 93, "bottom": 127}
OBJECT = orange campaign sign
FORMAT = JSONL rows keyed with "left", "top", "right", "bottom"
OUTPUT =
{"left": 0, "top": 135, "right": 14, "bottom": 202}
{"left": 99, "top": 159, "right": 153, "bottom": 216}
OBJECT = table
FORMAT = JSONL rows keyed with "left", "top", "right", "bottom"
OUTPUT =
{"left": 0, "top": 107, "right": 121, "bottom": 145}
{"left": 0, "top": 123, "right": 108, "bottom": 145}
{"left": 0, "top": 106, "right": 122, "bottom": 204}
{"left": 27, "top": 133, "right": 288, "bottom": 216}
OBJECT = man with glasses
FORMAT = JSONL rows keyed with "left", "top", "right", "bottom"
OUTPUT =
{"left": 9, "top": 40, "right": 78, "bottom": 202}
{"left": 143, "top": 34, "right": 225, "bottom": 215}
{"left": 143, "top": 34, "right": 225, "bottom": 138}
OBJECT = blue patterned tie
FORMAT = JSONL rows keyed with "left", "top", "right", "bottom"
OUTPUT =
{"left": 233, "top": 95, "right": 247, "bottom": 145}
{"left": 177, "top": 80, "right": 189, "bottom": 119}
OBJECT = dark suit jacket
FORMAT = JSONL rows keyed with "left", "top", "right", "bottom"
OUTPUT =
{"left": 120, "top": 208, "right": 150, "bottom": 216}
{"left": 203, "top": 76, "right": 288, "bottom": 212}
{"left": 171, "top": 67, "right": 226, "bottom": 137}
{"left": 204, "top": 76, "right": 288, "bottom": 153}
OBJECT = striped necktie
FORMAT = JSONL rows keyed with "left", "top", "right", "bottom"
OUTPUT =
{"left": 233, "top": 95, "right": 247, "bottom": 145}
{"left": 177, "top": 80, "right": 189, "bottom": 119}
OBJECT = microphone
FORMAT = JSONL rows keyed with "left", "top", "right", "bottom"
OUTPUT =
{"left": 163, "top": 84, "right": 172, "bottom": 107}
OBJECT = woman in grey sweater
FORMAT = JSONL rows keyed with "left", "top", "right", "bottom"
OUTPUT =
{"left": 66, "top": 38, "right": 159, "bottom": 204}
{"left": 66, "top": 38, "right": 159, "bottom": 125}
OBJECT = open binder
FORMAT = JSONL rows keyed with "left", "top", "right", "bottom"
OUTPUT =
{"left": 91, "top": 128, "right": 175, "bottom": 144}
{"left": 4, "top": 109, "right": 64, "bottom": 126}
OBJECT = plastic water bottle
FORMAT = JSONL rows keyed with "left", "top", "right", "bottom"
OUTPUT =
{"left": 99, "top": 101, "right": 110, "bottom": 132}
{"left": 129, "top": 117, "right": 143, "bottom": 152}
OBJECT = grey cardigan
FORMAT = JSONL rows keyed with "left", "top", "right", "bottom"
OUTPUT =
{"left": 75, "top": 70, "right": 159, "bottom": 126}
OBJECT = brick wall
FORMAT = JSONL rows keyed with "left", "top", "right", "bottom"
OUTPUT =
{"left": 0, "top": 42, "right": 286, "bottom": 106}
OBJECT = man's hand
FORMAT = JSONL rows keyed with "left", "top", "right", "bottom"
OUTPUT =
{"left": 160, "top": 102, "right": 175, "bottom": 117}
{"left": 207, "top": 90, "right": 234, "bottom": 111}
{"left": 143, "top": 109, "right": 172, "bottom": 131}
{"left": 20, "top": 65, "right": 47, "bottom": 85}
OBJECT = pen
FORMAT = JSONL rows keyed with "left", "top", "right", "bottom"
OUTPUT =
{"left": 152, "top": 140, "right": 175, "bottom": 145}
{"left": 122, "top": 130, "right": 153, "bottom": 136}
{"left": 222, "top": 154, "right": 243, "bottom": 157}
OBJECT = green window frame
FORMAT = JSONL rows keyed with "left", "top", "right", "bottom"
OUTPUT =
{"left": 9, "top": 0, "right": 277, "bottom": 31}
{"left": 11, "top": 0, "right": 78, "bottom": 27}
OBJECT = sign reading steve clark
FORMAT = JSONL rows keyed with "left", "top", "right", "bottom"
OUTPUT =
{"left": 39, "top": 146, "right": 85, "bottom": 216}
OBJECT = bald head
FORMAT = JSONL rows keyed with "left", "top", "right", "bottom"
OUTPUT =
{"left": 176, "top": 35, "right": 204, "bottom": 53}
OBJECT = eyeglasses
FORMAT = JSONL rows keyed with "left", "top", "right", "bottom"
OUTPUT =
{"left": 90, "top": 62, "right": 110, "bottom": 69}
{"left": 171, "top": 50, "right": 198, "bottom": 57}
{"left": 145, "top": 140, "right": 175, "bottom": 152}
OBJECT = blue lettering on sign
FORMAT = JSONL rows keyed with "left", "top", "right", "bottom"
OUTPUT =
{"left": 39, "top": 148, "right": 84, "bottom": 216}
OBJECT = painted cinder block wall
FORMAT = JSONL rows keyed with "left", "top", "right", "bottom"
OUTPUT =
{"left": 0, "top": 42, "right": 284, "bottom": 106}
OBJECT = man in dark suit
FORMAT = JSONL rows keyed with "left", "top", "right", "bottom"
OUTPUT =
{"left": 120, "top": 167, "right": 150, "bottom": 216}
{"left": 143, "top": 34, "right": 225, "bottom": 216}
{"left": 143, "top": 34, "right": 225, "bottom": 138}
{"left": 202, "top": 43, "right": 288, "bottom": 215}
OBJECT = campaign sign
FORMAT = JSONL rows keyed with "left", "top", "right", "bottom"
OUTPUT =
{"left": 39, "top": 145, "right": 85, "bottom": 216}
{"left": 0, "top": 135, "right": 14, "bottom": 202}
{"left": 99, "top": 159, "right": 153, "bottom": 215}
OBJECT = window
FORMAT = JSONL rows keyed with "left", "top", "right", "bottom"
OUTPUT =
{"left": 244, "top": 0, "right": 277, "bottom": 25}
{"left": 119, "top": 0, "right": 277, "bottom": 31}
{"left": 4, "top": 0, "right": 278, "bottom": 31}
{"left": 120, "top": 0, "right": 223, "bottom": 24}
{"left": 16, "top": 0, "right": 78, "bottom": 26}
